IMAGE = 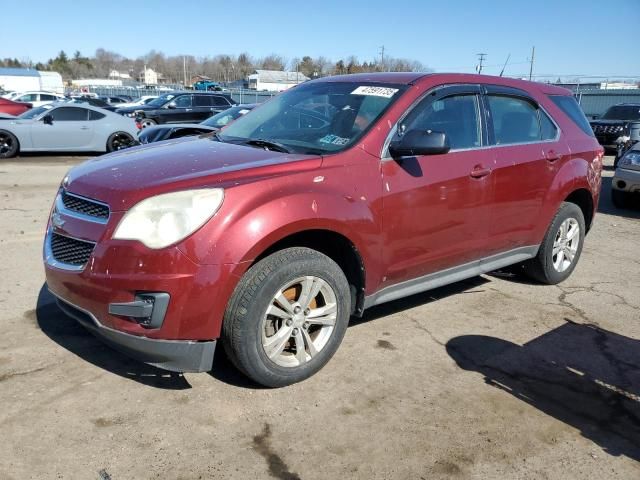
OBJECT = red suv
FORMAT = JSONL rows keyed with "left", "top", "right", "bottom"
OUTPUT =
{"left": 43, "top": 73, "right": 603, "bottom": 387}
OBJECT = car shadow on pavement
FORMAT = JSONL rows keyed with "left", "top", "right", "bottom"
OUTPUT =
{"left": 599, "top": 176, "right": 640, "bottom": 219}
{"left": 36, "top": 285, "right": 192, "bottom": 390}
{"left": 447, "top": 320, "right": 640, "bottom": 462}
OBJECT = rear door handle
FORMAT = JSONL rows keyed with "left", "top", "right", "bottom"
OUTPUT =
{"left": 470, "top": 165, "right": 492, "bottom": 178}
{"left": 545, "top": 149, "right": 562, "bottom": 162}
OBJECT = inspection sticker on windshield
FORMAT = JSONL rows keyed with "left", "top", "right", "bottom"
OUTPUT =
{"left": 319, "top": 134, "right": 350, "bottom": 146}
{"left": 351, "top": 86, "right": 398, "bottom": 98}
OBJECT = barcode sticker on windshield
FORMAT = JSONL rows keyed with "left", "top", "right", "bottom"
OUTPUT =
{"left": 351, "top": 86, "right": 398, "bottom": 98}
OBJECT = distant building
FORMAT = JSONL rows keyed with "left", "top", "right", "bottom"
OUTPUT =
{"left": 139, "top": 67, "right": 158, "bottom": 86}
{"left": 109, "top": 70, "right": 131, "bottom": 80}
{"left": 600, "top": 82, "right": 638, "bottom": 90}
{"left": 247, "top": 70, "right": 309, "bottom": 92}
{"left": 0, "top": 67, "right": 64, "bottom": 93}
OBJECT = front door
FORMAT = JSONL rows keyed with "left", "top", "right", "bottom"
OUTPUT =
{"left": 31, "top": 106, "right": 94, "bottom": 149}
{"left": 381, "top": 85, "right": 494, "bottom": 287}
{"left": 163, "top": 94, "right": 194, "bottom": 123}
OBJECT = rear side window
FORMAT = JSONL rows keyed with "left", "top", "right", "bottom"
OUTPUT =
{"left": 194, "top": 95, "right": 213, "bottom": 107}
{"left": 89, "top": 110, "right": 106, "bottom": 121}
{"left": 487, "top": 96, "right": 540, "bottom": 144}
{"left": 549, "top": 95, "right": 595, "bottom": 137}
{"left": 212, "top": 96, "right": 231, "bottom": 107}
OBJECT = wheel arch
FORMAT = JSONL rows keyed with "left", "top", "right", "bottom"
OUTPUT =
{"left": 564, "top": 188, "right": 594, "bottom": 233}
{"left": 250, "top": 229, "right": 367, "bottom": 316}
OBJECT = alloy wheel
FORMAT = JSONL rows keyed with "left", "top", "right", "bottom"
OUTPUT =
{"left": 552, "top": 218, "right": 580, "bottom": 272}
{"left": 261, "top": 276, "right": 338, "bottom": 368}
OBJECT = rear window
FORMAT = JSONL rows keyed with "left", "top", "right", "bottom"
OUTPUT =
{"left": 549, "top": 95, "right": 594, "bottom": 137}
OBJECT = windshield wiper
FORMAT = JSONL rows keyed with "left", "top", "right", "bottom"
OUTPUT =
{"left": 243, "top": 139, "right": 290, "bottom": 153}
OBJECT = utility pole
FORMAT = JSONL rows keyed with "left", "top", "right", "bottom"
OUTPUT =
{"left": 183, "top": 56, "right": 187, "bottom": 87}
{"left": 379, "top": 45, "right": 385, "bottom": 71}
{"left": 476, "top": 53, "right": 487, "bottom": 74}
{"left": 528, "top": 46, "right": 535, "bottom": 81}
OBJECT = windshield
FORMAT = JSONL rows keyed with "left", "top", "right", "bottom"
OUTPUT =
{"left": 18, "top": 105, "right": 51, "bottom": 119}
{"left": 602, "top": 105, "right": 640, "bottom": 121}
{"left": 202, "top": 106, "right": 252, "bottom": 127}
{"left": 218, "top": 82, "right": 407, "bottom": 154}
{"left": 146, "top": 94, "right": 175, "bottom": 108}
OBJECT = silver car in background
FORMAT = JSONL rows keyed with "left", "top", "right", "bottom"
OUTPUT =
{"left": 611, "top": 143, "right": 640, "bottom": 208}
{"left": 0, "top": 102, "right": 138, "bottom": 159}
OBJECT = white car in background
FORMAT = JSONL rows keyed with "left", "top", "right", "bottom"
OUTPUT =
{"left": 2, "top": 91, "right": 65, "bottom": 107}
{"left": 0, "top": 102, "right": 138, "bottom": 158}
{"left": 115, "top": 95, "right": 158, "bottom": 108}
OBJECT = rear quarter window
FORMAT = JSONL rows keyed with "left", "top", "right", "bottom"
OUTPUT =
{"left": 549, "top": 95, "right": 594, "bottom": 137}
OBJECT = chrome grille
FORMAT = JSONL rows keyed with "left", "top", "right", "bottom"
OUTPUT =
{"left": 592, "top": 124, "right": 624, "bottom": 135}
{"left": 50, "top": 232, "right": 95, "bottom": 266}
{"left": 61, "top": 191, "right": 109, "bottom": 220}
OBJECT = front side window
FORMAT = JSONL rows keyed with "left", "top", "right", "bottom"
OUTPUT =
{"left": 398, "top": 94, "right": 481, "bottom": 150}
{"left": 219, "top": 82, "right": 407, "bottom": 154}
{"left": 50, "top": 107, "right": 88, "bottom": 121}
{"left": 487, "top": 95, "right": 542, "bottom": 145}
{"left": 173, "top": 95, "right": 192, "bottom": 108}
{"left": 18, "top": 93, "right": 38, "bottom": 102}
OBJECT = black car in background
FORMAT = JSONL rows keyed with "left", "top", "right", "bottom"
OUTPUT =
{"left": 590, "top": 103, "right": 640, "bottom": 165}
{"left": 137, "top": 104, "right": 256, "bottom": 144}
{"left": 116, "top": 91, "right": 237, "bottom": 128}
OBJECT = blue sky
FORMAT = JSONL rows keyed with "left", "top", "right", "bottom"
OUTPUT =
{"left": 1, "top": 0, "right": 639, "bottom": 79}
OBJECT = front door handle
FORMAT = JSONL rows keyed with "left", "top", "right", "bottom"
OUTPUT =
{"left": 470, "top": 165, "right": 492, "bottom": 178}
{"left": 80, "top": 126, "right": 90, "bottom": 130}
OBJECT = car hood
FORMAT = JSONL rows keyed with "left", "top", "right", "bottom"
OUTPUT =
{"left": 65, "top": 136, "right": 321, "bottom": 211}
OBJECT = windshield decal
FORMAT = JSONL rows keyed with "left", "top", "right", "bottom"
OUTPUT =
{"left": 319, "top": 134, "right": 350, "bottom": 146}
{"left": 351, "top": 86, "right": 399, "bottom": 98}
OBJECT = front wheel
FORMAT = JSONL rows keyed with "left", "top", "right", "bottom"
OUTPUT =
{"left": 0, "top": 130, "right": 19, "bottom": 159}
{"left": 106, "top": 132, "right": 134, "bottom": 152}
{"left": 523, "top": 202, "right": 585, "bottom": 284}
{"left": 222, "top": 247, "right": 351, "bottom": 387}
{"left": 138, "top": 118, "right": 157, "bottom": 129}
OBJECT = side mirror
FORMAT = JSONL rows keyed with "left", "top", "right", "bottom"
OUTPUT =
{"left": 43, "top": 114, "right": 53, "bottom": 125}
{"left": 389, "top": 129, "right": 450, "bottom": 157}
{"left": 166, "top": 102, "right": 177, "bottom": 109}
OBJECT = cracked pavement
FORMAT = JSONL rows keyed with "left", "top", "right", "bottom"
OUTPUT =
{"left": 0, "top": 155, "right": 639, "bottom": 479}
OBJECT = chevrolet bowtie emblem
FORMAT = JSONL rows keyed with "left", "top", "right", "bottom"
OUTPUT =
{"left": 51, "top": 211, "right": 65, "bottom": 229}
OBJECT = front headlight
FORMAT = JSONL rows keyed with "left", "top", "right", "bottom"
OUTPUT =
{"left": 113, "top": 189, "right": 224, "bottom": 249}
{"left": 620, "top": 151, "right": 640, "bottom": 168}
{"left": 126, "top": 112, "right": 136, "bottom": 117}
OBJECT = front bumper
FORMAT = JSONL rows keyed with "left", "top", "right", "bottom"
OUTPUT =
{"left": 612, "top": 167, "right": 640, "bottom": 193}
{"left": 50, "top": 288, "right": 216, "bottom": 372}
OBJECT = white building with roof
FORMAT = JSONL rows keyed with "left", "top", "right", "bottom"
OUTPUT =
{"left": 0, "top": 68, "right": 64, "bottom": 93}
{"left": 247, "top": 70, "right": 309, "bottom": 92}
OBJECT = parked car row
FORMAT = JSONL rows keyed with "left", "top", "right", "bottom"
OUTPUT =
{"left": 589, "top": 103, "right": 640, "bottom": 166}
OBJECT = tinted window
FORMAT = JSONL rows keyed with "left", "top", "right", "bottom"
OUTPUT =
{"left": 89, "top": 110, "right": 106, "bottom": 121}
{"left": 212, "top": 96, "right": 231, "bottom": 107}
{"left": 40, "top": 94, "right": 56, "bottom": 101}
{"left": 488, "top": 95, "right": 540, "bottom": 144}
{"left": 601, "top": 105, "right": 640, "bottom": 121}
{"left": 194, "top": 95, "right": 213, "bottom": 107}
{"left": 50, "top": 107, "right": 88, "bottom": 121}
{"left": 173, "top": 95, "right": 192, "bottom": 108}
{"left": 549, "top": 95, "right": 595, "bottom": 137}
{"left": 18, "top": 93, "right": 38, "bottom": 102}
{"left": 399, "top": 94, "right": 481, "bottom": 150}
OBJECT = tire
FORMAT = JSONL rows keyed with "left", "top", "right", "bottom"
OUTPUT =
{"left": 523, "top": 202, "right": 585, "bottom": 285}
{"left": 138, "top": 118, "right": 157, "bottom": 129}
{"left": 611, "top": 189, "right": 627, "bottom": 209}
{"left": 0, "top": 130, "right": 19, "bottom": 159}
{"left": 106, "top": 132, "right": 134, "bottom": 152}
{"left": 222, "top": 247, "right": 351, "bottom": 388}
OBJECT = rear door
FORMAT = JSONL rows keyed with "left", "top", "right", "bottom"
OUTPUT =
{"left": 381, "top": 85, "right": 494, "bottom": 286}
{"left": 31, "top": 106, "right": 94, "bottom": 149}
{"left": 481, "top": 85, "right": 567, "bottom": 254}
{"left": 193, "top": 95, "right": 216, "bottom": 121}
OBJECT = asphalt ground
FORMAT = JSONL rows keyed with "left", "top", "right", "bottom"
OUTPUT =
{"left": 1, "top": 154, "right": 639, "bottom": 479}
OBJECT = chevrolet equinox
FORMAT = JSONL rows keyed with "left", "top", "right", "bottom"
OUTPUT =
{"left": 44, "top": 73, "right": 603, "bottom": 387}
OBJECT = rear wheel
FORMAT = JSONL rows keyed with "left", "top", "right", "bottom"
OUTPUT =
{"left": 0, "top": 130, "right": 19, "bottom": 159}
{"left": 222, "top": 247, "right": 351, "bottom": 387}
{"left": 106, "top": 132, "right": 134, "bottom": 152}
{"left": 523, "top": 202, "right": 585, "bottom": 284}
